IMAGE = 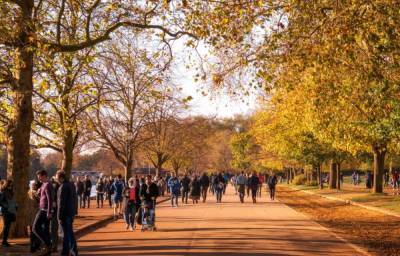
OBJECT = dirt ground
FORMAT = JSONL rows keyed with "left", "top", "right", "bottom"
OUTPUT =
{"left": 278, "top": 186, "right": 400, "bottom": 256}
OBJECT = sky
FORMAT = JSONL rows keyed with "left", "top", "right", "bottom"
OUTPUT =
{"left": 171, "top": 40, "right": 258, "bottom": 118}
{"left": 178, "top": 74, "right": 257, "bottom": 118}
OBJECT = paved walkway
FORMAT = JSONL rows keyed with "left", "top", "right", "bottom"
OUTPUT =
{"left": 78, "top": 186, "right": 367, "bottom": 256}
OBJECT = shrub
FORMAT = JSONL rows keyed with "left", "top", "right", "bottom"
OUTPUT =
{"left": 293, "top": 174, "right": 307, "bottom": 185}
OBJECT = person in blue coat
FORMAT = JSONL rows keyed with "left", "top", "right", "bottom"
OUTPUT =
{"left": 168, "top": 172, "right": 181, "bottom": 207}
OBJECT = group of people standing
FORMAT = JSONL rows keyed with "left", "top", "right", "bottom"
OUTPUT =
{"left": 0, "top": 170, "right": 78, "bottom": 255}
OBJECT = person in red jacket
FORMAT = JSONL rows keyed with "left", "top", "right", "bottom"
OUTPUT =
{"left": 392, "top": 171, "right": 399, "bottom": 195}
{"left": 258, "top": 173, "right": 265, "bottom": 197}
{"left": 123, "top": 178, "right": 139, "bottom": 230}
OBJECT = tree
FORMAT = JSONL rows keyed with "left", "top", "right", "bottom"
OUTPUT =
{"left": 32, "top": 49, "right": 97, "bottom": 177}
{"left": 142, "top": 91, "right": 184, "bottom": 177}
{"left": 89, "top": 36, "right": 170, "bottom": 181}
{"left": 0, "top": 0, "right": 196, "bottom": 235}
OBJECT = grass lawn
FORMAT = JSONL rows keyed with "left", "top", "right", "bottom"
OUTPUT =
{"left": 282, "top": 182, "right": 400, "bottom": 215}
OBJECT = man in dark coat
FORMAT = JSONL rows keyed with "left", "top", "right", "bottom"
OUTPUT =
{"left": 56, "top": 171, "right": 78, "bottom": 256}
{"left": 199, "top": 173, "right": 210, "bottom": 203}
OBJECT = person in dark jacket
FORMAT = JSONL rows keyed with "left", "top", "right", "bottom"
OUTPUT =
{"left": 180, "top": 174, "right": 191, "bottom": 204}
{"left": 83, "top": 175, "right": 92, "bottom": 208}
{"left": 56, "top": 171, "right": 78, "bottom": 256}
{"left": 267, "top": 173, "right": 278, "bottom": 201}
{"left": 0, "top": 180, "right": 17, "bottom": 247}
{"left": 190, "top": 176, "right": 201, "bottom": 204}
{"left": 199, "top": 173, "right": 210, "bottom": 203}
{"left": 96, "top": 178, "right": 105, "bottom": 208}
{"left": 140, "top": 175, "right": 159, "bottom": 209}
{"left": 123, "top": 178, "right": 139, "bottom": 230}
{"left": 213, "top": 173, "right": 225, "bottom": 203}
{"left": 104, "top": 178, "right": 113, "bottom": 208}
{"left": 75, "top": 176, "right": 84, "bottom": 209}
{"left": 249, "top": 172, "right": 260, "bottom": 203}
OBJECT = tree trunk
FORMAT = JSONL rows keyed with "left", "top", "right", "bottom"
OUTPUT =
{"left": 6, "top": 1, "right": 35, "bottom": 237}
{"left": 124, "top": 159, "right": 133, "bottom": 182}
{"left": 317, "top": 164, "right": 323, "bottom": 189}
{"left": 329, "top": 161, "right": 337, "bottom": 189}
{"left": 61, "top": 130, "right": 74, "bottom": 178}
{"left": 336, "top": 162, "right": 341, "bottom": 190}
{"left": 286, "top": 169, "right": 290, "bottom": 184}
{"left": 290, "top": 167, "right": 294, "bottom": 183}
{"left": 372, "top": 145, "right": 386, "bottom": 193}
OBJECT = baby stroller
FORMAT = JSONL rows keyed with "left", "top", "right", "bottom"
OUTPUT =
{"left": 137, "top": 200, "right": 156, "bottom": 232}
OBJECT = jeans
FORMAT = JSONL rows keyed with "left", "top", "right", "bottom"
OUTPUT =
{"left": 50, "top": 209, "right": 58, "bottom": 250}
{"left": 215, "top": 189, "right": 222, "bottom": 203}
{"left": 33, "top": 210, "right": 51, "bottom": 247}
{"left": 124, "top": 201, "right": 136, "bottom": 227}
{"left": 97, "top": 193, "right": 104, "bottom": 208}
{"left": 107, "top": 193, "right": 112, "bottom": 208}
{"left": 201, "top": 186, "right": 208, "bottom": 202}
{"left": 182, "top": 190, "right": 189, "bottom": 204}
{"left": 78, "top": 194, "right": 83, "bottom": 208}
{"left": 171, "top": 194, "right": 179, "bottom": 206}
{"left": 83, "top": 193, "right": 90, "bottom": 208}
{"left": 238, "top": 185, "right": 245, "bottom": 203}
{"left": 61, "top": 217, "right": 78, "bottom": 256}
{"left": 251, "top": 188, "right": 257, "bottom": 202}
{"left": 2, "top": 213, "right": 14, "bottom": 244}
{"left": 269, "top": 186, "right": 276, "bottom": 200}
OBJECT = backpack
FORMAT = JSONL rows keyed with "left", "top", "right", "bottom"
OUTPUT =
{"left": 114, "top": 181, "right": 124, "bottom": 196}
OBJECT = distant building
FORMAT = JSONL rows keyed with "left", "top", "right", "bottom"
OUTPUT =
{"left": 131, "top": 167, "right": 169, "bottom": 178}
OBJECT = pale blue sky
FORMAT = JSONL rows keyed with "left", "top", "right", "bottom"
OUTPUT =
{"left": 172, "top": 41, "right": 258, "bottom": 118}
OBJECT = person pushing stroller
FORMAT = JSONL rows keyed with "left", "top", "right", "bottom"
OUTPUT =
{"left": 139, "top": 175, "right": 159, "bottom": 231}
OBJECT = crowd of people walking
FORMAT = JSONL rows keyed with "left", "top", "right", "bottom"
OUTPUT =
{"left": 0, "top": 169, "right": 279, "bottom": 255}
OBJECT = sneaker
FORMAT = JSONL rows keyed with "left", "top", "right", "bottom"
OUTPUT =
{"left": 126, "top": 224, "right": 130, "bottom": 230}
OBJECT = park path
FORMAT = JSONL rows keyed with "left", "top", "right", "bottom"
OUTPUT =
{"left": 78, "top": 186, "right": 368, "bottom": 256}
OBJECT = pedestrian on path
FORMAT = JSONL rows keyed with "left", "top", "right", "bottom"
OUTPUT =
{"left": 168, "top": 172, "right": 181, "bottom": 207}
{"left": 96, "top": 178, "right": 105, "bottom": 208}
{"left": 392, "top": 170, "right": 399, "bottom": 195}
{"left": 123, "top": 178, "right": 139, "bottom": 230}
{"left": 210, "top": 173, "right": 216, "bottom": 195}
{"left": 236, "top": 172, "right": 246, "bottom": 203}
{"left": 75, "top": 176, "right": 84, "bottom": 209}
{"left": 258, "top": 173, "right": 265, "bottom": 197}
{"left": 28, "top": 180, "right": 41, "bottom": 253}
{"left": 267, "top": 173, "right": 278, "bottom": 201}
{"left": 180, "top": 174, "right": 191, "bottom": 204}
{"left": 231, "top": 174, "right": 238, "bottom": 195}
{"left": 83, "top": 175, "right": 92, "bottom": 208}
{"left": 140, "top": 175, "right": 159, "bottom": 210}
{"left": 199, "top": 172, "right": 210, "bottom": 203}
{"left": 214, "top": 172, "right": 225, "bottom": 203}
{"left": 249, "top": 172, "right": 260, "bottom": 203}
{"left": 33, "top": 170, "right": 53, "bottom": 255}
{"left": 56, "top": 171, "right": 78, "bottom": 256}
{"left": 50, "top": 177, "right": 60, "bottom": 253}
{"left": 190, "top": 176, "right": 201, "bottom": 204}
{"left": 0, "top": 180, "right": 17, "bottom": 247}
{"left": 105, "top": 178, "right": 113, "bottom": 208}
{"left": 112, "top": 175, "right": 125, "bottom": 219}
{"left": 246, "top": 173, "right": 251, "bottom": 197}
